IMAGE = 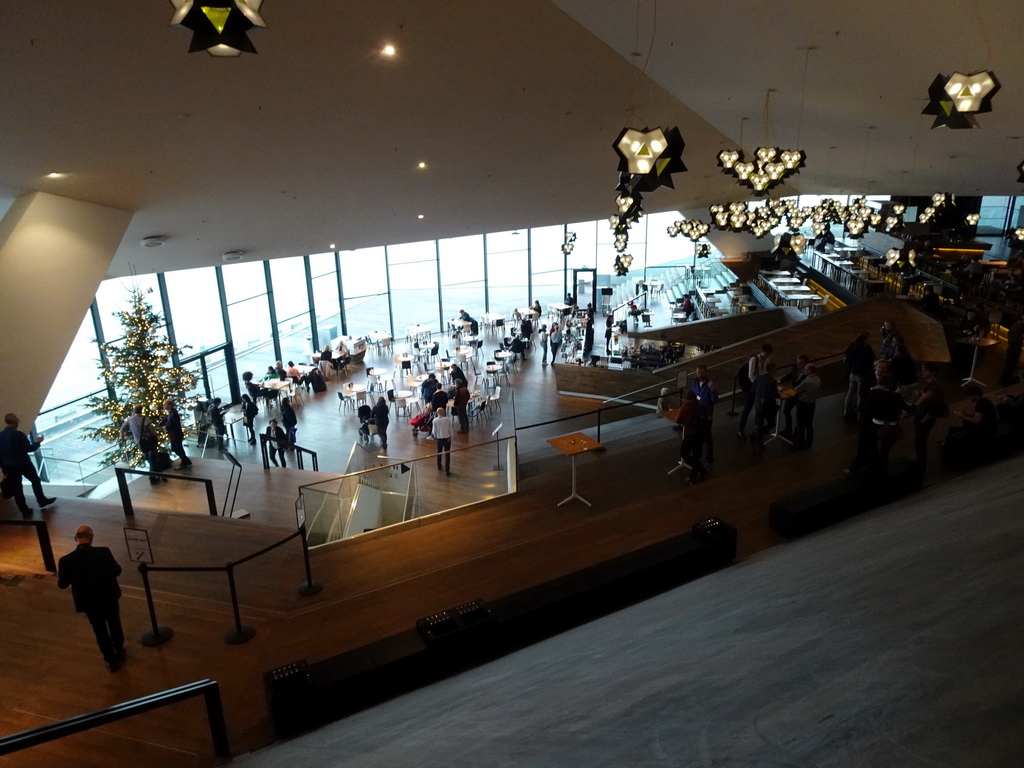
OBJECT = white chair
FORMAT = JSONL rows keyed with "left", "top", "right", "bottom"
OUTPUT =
{"left": 487, "top": 385, "right": 502, "bottom": 413}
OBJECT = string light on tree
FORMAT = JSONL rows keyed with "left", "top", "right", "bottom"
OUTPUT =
{"left": 85, "top": 287, "right": 197, "bottom": 467}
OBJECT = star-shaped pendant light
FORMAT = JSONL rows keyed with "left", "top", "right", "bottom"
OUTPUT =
{"left": 922, "top": 71, "right": 999, "bottom": 129}
{"left": 716, "top": 146, "right": 806, "bottom": 195}
{"left": 170, "top": 0, "right": 267, "bottom": 56}
{"left": 613, "top": 126, "right": 687, "bottom": 193}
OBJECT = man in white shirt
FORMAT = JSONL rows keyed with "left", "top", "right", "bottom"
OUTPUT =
{"left": 738, "top": 343, "right": 774, "bottom": 436}
{"left": 431, "top": 406, "right": 454, "bottom": 476}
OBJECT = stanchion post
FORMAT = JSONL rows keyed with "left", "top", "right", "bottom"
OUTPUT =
{"left": 296, "top": 525, "right": 323, "bottom": 596}
{"left": 726, "top": 374, "right": 739, "bottom": 416}
{"left": 223, "top": 564, "right": 256, "bottom": 644}
{"left": 597, "top": 408, "right": 602, "bottom": 442}
{"left": 138, "top": 564, "right": 174, "bottom": 647}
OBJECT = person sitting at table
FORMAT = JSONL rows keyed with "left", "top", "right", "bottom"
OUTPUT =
{"left": 262, "top": 365, "right": 277, "bottom": 382}
{"left": 681, "top": 295, "right": 695, "bottom": 321}
{"left": 320, "top": 345, "right": 333, "bottom": 368}
{"left": 521, "top": 315, "right": 533, "bottom": 343}
{"left": 274, "top": 361, "right": 288, "bottom": 380}
{"left": 459, "top": 309, "right": 471, "bottom": 323}
{"left": 241, "top": 371, "right": 264, "bottom": 400}
{"left": 564, "top": 292, "right": 575, "bottom": 307}
{"left": 286, "top": 361, "right": 301, "bottom": 385}
{"left": 307, "top": 366, "right": 327, "bottom": 394}
{"left": 333, "top": 340, "right": 349, "bottom": 372}
{"left": 944, "top": 384, "right": 998, "bottom": 460}
{"left": 448, "top": 361, "right": 467, "bottom": 384}
{"left": 509, "top": 335, "right": 527, "bottom": 364}
{"left": 919, "top": 285, "right": 945, "bottom": 319}
{"left": 531, "top": 300, "right": 541, "bottom": 316}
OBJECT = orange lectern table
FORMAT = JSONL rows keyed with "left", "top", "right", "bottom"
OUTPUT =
{"left": 547, "top": 432, "right": 604, "bottom": 507}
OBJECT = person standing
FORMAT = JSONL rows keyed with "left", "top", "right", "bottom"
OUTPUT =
{"left": 604, "top": 314, "right": 614, "bottom": 355}
{"left": 792, "top": 364, "right": 821, "bottom": 448}
{"left": 265, "top": 418, "right": 289, "bottom": 467}
{"left": 549, "top": 323, "right": 562, "bottom": 363}
{"left": 675, "top": 391, "right": 708, "bottom": 485}
{"left": 280, "top": 397, "right": 298, "bottom": 444}
{"left": 241, "top": 394, "right": 258, "bottom": 445}
{"left": 159, "top": 399, "right": 191, "bottom": 468}
{"left": 0, "top": 413, "right": 56, "bottom": 516}
{"left": 843, "top": 331, "right": 875, "bottom": 420}
{"left": 1001, "top": 313, "right": 1024, "bottom": 385}
{"left": 432, "top": 405, "right": 454, "bottom": 476}
{"left": 778, "top": 354, "right": 809, "bottom": 438}
{"left": 58, "top": 525, "right": 125, "bottom": 672}
{"left": 690, "top": 365, "right": 719, "bottom": 464}
{"left": 120, "top": 404, "right": 161, "bottom": 484}
{"left": 738, "top": 344, "right": 774, "bottom": 436}
{"left": 912, "top": 361, "right": 945, "bottom": 465}
{"left": 539, "top": 324, "right": 549, "bottom": 366}
{"left": 207, "top": 398, "right": 227, "bottom": 450}
{"left": 749, "top": 362, "right": 779, "bottom": 450}
{"left": 453, "top": 379, "right": 471, "bottom": 433}
{"left": 583, "top": 315, "right": 595, "bottom": 360}
{"left": 371, "top": 396, "right": 390, "bottom": 450}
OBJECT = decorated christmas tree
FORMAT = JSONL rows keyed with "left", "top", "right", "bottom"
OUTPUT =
{"left": 85, "top": 287, "right": 197, "bottom": 466}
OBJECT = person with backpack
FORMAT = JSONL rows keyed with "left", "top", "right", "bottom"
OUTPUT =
{"left": 737, "top": 343, "right": 773, "bottom": 436}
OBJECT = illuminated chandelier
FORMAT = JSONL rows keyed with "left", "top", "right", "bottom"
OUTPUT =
{"left": 717, "top": 146, "right": 806, "bottom": 195}
{"left": 170, "top": 0, "right": 267, "bottom": 56}
{"left": 922, "top": 70, "right": 999, "bottom": 129}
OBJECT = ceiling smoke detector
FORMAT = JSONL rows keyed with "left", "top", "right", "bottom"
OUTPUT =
{"left": 140, "top": 236, "right": 167, "bottom": 248}
{"left": 221, "top": 250, "right": 246, "bottom": 262}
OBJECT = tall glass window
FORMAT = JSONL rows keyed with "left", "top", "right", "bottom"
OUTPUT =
{"left": 222, "top": 261, "right": 272, "bottom": 381}
{"left": 94, "top": 273, "right": 161, "bottom": 343}
{"left": 270, "top": 256, "right": 311, "bottom": 363}
{"left": 164, "top": 266, "right": 225, "bottom": 353}
{"left": 438, "top": 235, "right": 485, "bottom": 327}
{"left": 308, "top": 252, "right": 340, "bottom": 351}
{"left": 388, "top": 241, "right": 439, "bottom": 342}
{"left": 341, "top": 247, "right": 391, "bottom": 340}
{"left": 530, "top": 225, "right": 566, "bottom": 311}
{"left": 41, "top": 309, "right": 103, "bottom": 412}
{"left": 485, "top": 230, "right": 528, "bottom": 315}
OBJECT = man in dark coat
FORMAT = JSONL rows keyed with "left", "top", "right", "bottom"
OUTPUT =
{"left": 58, "top": 525, "right": 125, "bottom": 671}
{"left": 160, "top": 398, "right": 191, "bottom": 468}
{"left": 0, "top": 412, "right": 56, "bottom": 516}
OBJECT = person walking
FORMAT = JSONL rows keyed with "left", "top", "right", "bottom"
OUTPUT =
{"left": 280, "top": 397, "right": 298, "bottom": 444}
{"left": 241, "top": 394, "right": 258, "bottom": 445}
{"left": 207, "top": 398, "right": 227, "bottom": 450}
{"left": 432, "top": 405, "right": 454, "bottom": 476}
{"left": 58, "top": 525, "right": 125, "bottom": 672}
{"left": 265, "top": 418, "right": 289, "bottom": 467}
{"left": 159, "top": 398, "right": 192, "bottom": 468}
{"left": 539, "top": 324, "right": 549, "bottom": 366}
{"left": 0, "top": 413, "right": 56, "bottom": 516}
{"left": 120, "top": 404, "right": 162, "bottom": 484}
{"left": 549, "top": 323, "right": 562, "bottom": 363}
{"left": 371, "top": 396, "right": 390, "bottom": 450}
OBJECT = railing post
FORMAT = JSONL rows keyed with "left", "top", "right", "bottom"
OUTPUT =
{"left": 35, "top": 522, "right": 57, "bottom": 573}
{"left": 223, "top": 564, "right": 256, "bottom": 644}
{"left": 202, "top": 681, "right": 232, "bottom": 758}
{"left": 596, "top": 408, "right": 602, "bottom": 443}
{"left": 296, "top": 524, "right": 323, "bottom": 596}
{"left": 116, "top": 468, "right": 135, "bottom": 518}
{"left": 138, "top": 564, "right": 174, "bottom": 647}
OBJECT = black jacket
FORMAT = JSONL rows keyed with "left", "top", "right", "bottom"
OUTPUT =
{"left": 160, "top": 408, "right": 184, "bottom": 441}
{"left": 58, "top": 545, "right": 122, "bottom": 613}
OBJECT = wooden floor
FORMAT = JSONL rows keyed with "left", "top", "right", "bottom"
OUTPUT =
{"left": 0, "top": 298, "right": 1015, "bottom": 767}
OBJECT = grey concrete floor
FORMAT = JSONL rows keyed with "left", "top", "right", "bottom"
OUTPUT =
{"left": 232, "top": 454, "right": 1024, "bottom": 768}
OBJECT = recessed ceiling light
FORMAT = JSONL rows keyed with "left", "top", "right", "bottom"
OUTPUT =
{"left": 329, "top": 243, "right": 336, "bottom": 250}
{"left": 417, "top": 214, "right": 425, "bottom": 219}
{"left": 46, "top": 172, "right": 66, "bottom": 178}
{"left": 418, "top": 161, "right": 427, "bottom": 169}
{"left": 382, "top": 44, "right": 396, "bottom": 56}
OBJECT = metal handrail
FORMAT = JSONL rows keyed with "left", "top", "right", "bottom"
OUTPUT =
{"left": 0, "top": 679, "right": 230, "bottom": 758}
{"left": 115, "top": 466, "right": 218, "bottom": 518}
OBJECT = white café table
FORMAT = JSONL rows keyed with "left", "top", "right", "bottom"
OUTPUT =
{"left": 406, "top": 324, "right": 432, "bottom": 342}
